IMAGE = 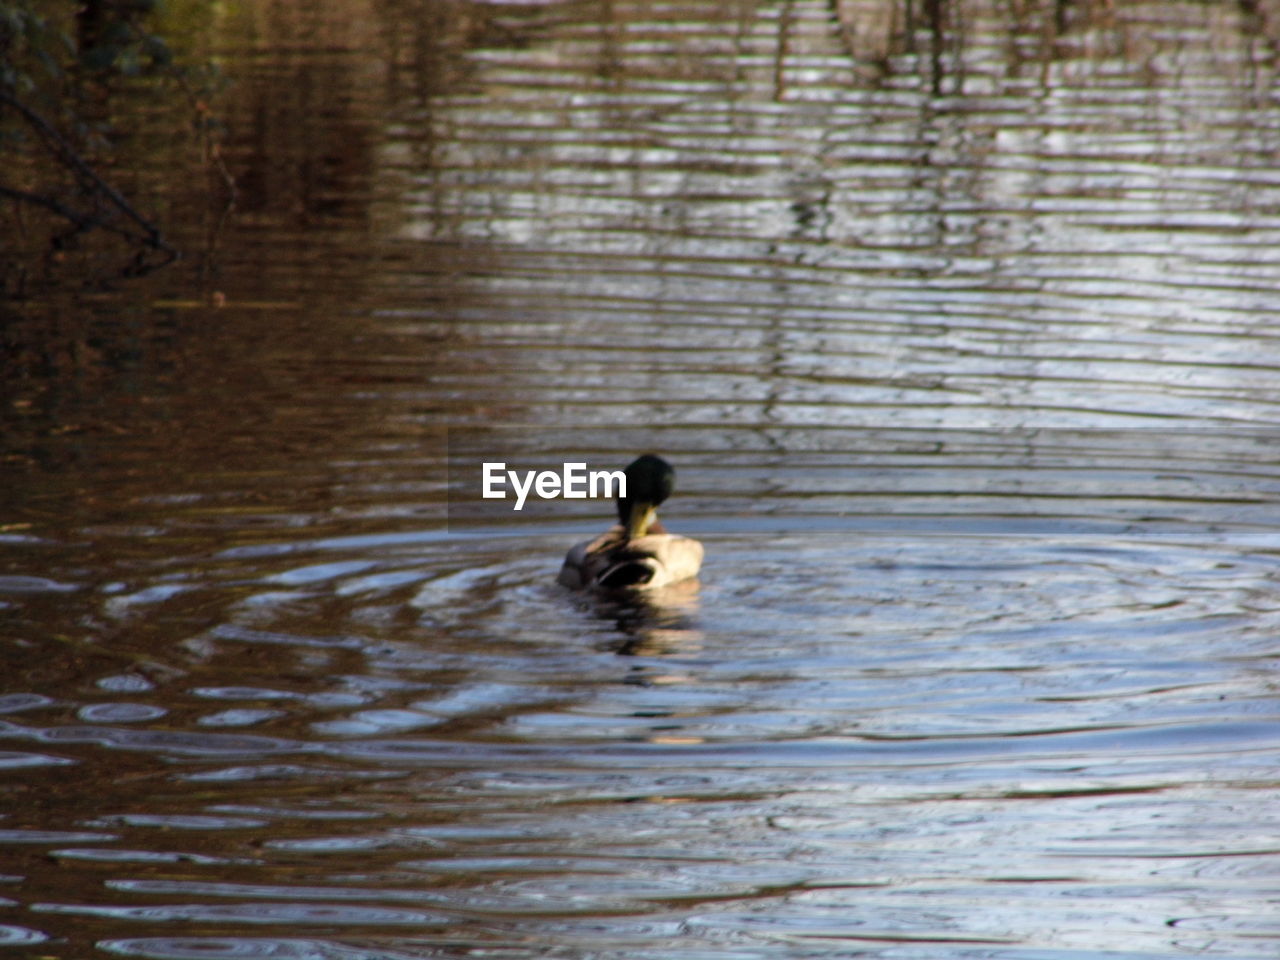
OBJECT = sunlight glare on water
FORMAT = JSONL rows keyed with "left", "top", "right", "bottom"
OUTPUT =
{"left": 3, "top": 1, "right": 1280, "bottom": 958}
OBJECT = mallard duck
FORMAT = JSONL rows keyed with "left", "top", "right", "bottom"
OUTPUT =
{"left": 557, "top": 454, "right": 703, "bottom": 590}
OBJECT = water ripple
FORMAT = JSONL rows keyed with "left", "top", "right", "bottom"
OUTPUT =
{"left": 33, "top": 902, "right": 450, "bottom": 926}
{"left": 0, "top": 925, "right": 48, "bottom": 945}
{"left": 98, "top": 938, "right": 421, "bottom": 960}
{"left": 0, "top": 720, "right": 305, "bottom": 757}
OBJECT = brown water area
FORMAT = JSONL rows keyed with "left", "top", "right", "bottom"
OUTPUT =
{"left": 4, "top": 1, "right": 1280, "bottom": 957}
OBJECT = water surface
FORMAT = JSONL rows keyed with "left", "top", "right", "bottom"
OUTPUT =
{"left": 3, "top": 1, "right": 1280, "bottom": 957}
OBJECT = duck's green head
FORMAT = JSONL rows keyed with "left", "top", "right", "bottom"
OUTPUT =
{"left": 617, "top": 454, "right": 675, "bottom": 539}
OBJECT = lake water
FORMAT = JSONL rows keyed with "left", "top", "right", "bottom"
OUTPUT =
{"left": 3, "top": 1, "right": 1280, "bottom": 957}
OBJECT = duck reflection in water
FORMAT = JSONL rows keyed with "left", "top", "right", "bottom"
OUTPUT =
{"left": 557, "top": 454, "right": 704, "bottom": 656}
{"left": 593, "top": 578, "right": 703, "bottom": 657}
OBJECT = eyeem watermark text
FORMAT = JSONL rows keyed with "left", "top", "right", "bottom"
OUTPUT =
{"left": 482, "top": 462, "right": 625, "bottom": 511}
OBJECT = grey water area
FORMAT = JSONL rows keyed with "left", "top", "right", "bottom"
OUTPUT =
{"left": 3, "top": 1, "right": 1280, "bottom": 957}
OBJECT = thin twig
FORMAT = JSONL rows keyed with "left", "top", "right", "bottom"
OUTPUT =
{"left": 0, "top": 182, "right": 150, "bottom": 245}
{"left": 0, "top": 88, "right": 177, "bottom": 254}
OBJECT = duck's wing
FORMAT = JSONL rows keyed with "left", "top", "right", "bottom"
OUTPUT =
{"left": 558, "top": 530, "right": 703, "bottom": 591}
{"left": 590, "top": 534, "right": 704, "bottom": 590}
{"left": 595, "top": 553, "right": 662, "bottom": 589}
{"left": 557, "top": 528, "right": 625, "bottom": 589}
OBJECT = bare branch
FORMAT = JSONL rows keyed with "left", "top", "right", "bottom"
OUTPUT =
{"left": 0, "top": 87, "right": 178, "bottom": 255}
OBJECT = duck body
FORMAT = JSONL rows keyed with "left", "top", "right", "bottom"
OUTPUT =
{"left": 557, "top": 454, "right": 703, "bottom": 591}
{"left": 557, "top": 525, "right": 704, "bottom": 590}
